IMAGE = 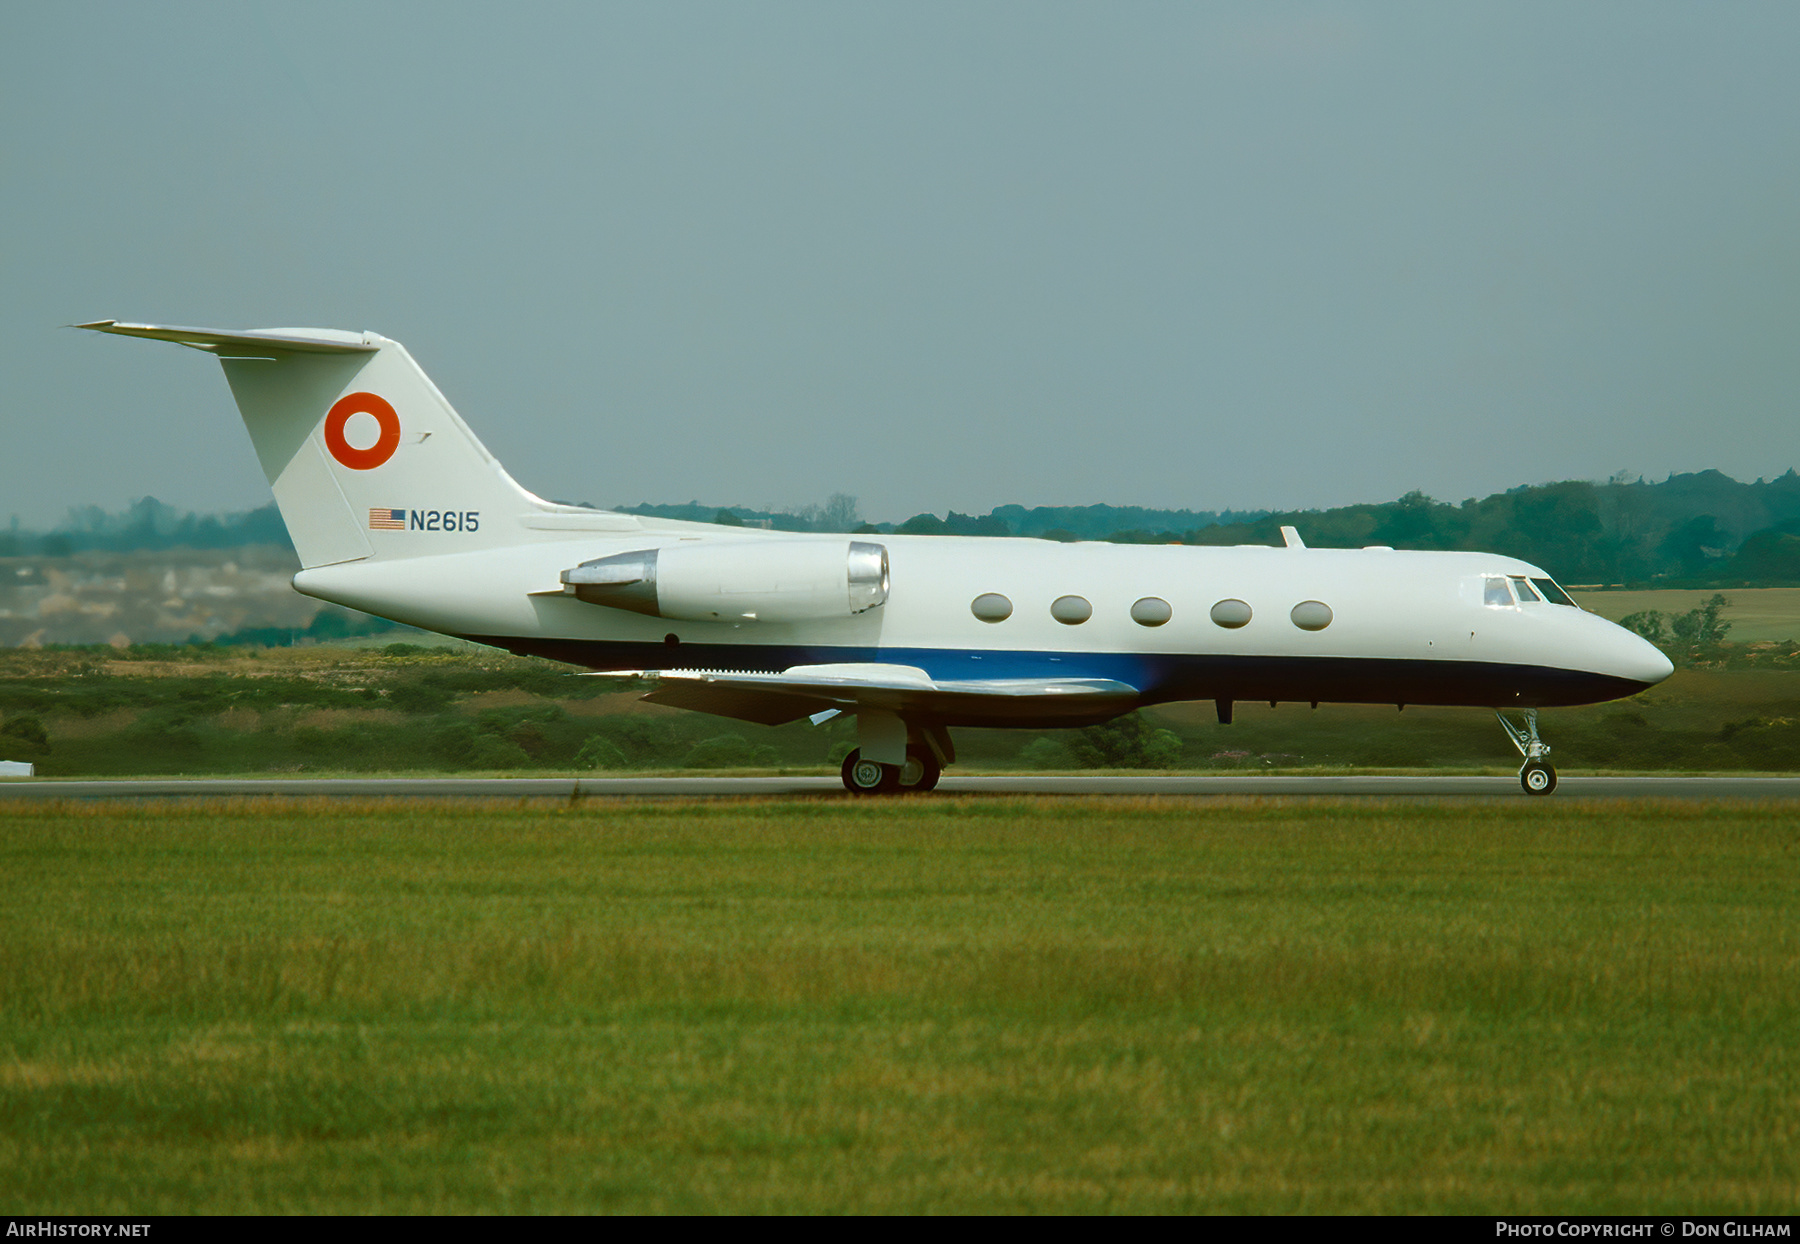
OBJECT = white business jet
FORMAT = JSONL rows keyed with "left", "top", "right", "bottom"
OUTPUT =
{"left": 80, "top": 321, "right": 1673, "bottom": 795}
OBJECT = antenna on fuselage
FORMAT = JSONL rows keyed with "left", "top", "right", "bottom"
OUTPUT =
{"left": 1280, "top": 526, "right": 1305, "bottom": 549}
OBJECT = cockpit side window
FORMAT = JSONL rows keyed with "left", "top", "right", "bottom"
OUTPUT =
{"left": 1484, "top": 577, "right": 1515, "bottom": 606}
{"left": 1531, "top": 577, "right": 1577, "bottom": 606}
{"left": 1510, "top": 576, "right": 1542, "bottom": 603}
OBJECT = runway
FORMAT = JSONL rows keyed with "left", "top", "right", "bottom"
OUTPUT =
{"left": 3, "top": 775, "right": 1800, "bottom": 800}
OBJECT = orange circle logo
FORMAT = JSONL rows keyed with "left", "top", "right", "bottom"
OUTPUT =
{"left": 324, "top": 392, "right": 401, "bottom": 470}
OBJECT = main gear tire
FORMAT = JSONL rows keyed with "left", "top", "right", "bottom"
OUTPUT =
{"left": 841, "top": 749, "right": 901, "bottom": 795}
{"left": 897, "top": 745, "right": 942, "bottom": 793}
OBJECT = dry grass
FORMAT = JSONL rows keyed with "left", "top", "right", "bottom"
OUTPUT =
{"left": 1, "top": 796, "right": 1795, "bottom": 1213}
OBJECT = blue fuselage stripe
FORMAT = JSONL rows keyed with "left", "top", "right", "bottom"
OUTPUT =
{"left": 457, "top": 634, "right": 1652, "bottom": 710}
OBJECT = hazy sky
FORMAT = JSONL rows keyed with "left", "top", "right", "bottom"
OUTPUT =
{"left": 5, "top": 2, "right": 1798, "bottom": 527}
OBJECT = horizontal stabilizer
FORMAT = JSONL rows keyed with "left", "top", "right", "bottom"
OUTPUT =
{"left": 75, "top": 321, "right": 376, "bottom": 354}
{"left": 81, "top": 316, "right": 551, "bottom": 571}
{"left": 637, "top": 662, "right": 1140, "bottom": 726}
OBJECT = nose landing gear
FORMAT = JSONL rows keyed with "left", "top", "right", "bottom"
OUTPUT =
{"left": 1496, "top": 708, "right": 1557, "bottom": 795}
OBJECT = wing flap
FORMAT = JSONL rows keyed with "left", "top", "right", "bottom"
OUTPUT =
{"left": 635, "top": 663, "right": 1141, "bottom": 726}
{"left": 640, "top": 682, "right": 835, "bottom": 726}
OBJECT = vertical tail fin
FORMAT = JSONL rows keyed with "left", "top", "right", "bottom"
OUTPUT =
{"left": 78, "top": 322, "right": 548, "bottom": 568}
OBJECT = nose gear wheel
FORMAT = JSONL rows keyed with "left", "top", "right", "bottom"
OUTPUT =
{"left": 1496, "top": 708, "right": 1558, "bottom": 796}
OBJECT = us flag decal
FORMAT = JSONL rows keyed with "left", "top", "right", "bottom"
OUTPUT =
{"left": 369, "top": 508, "right": 407, "bottom": 530}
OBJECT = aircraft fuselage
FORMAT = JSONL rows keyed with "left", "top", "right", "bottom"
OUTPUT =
{"left": 293, "top": 531, "right": 1670, "bottom": 726}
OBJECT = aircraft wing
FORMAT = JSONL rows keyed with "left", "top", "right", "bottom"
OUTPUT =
{"left": 622, "top": 662, "right": 1141, "bottom": 726}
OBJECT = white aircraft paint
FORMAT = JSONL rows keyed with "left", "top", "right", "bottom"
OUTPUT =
{"left": 79, "top": 320, "right": 1673, "bottom": 794}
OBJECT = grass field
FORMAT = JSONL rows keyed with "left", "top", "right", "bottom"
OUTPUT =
{"left": 1571, "top": 587, "right": 1800, "bottom": 643}
{"left": 5, "top": 639, "right": 1800, "bottom": 778}
{"left": 2, "top": 796, "right": 1794, "bottom": 1213}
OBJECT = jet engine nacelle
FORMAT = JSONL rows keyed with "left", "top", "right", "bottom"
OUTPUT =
{"left": 561, "top": 540, "right": 889, "bottom": 623}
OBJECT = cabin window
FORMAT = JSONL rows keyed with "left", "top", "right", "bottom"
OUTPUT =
{"left": 971, "top": 593, "right": 1013, "bottom": 623}
{"left": 1210, "top": 599, "right": 1252, "bottom": 628}
{"left": 1130, "top": 597, "right": 1172, "bottom": 627}
{"left": 1484, "top": 577, "right": 1514, "bottom": 607}
{"left": 1051, "top": 595, "right": 1092, "bottom": 625}
{"left": 1290, "top": 600, "right": 1333, "bottom": 631}
{"left": 1532, "top": 578, "right": 1576, "bottom": 606}
{"left": 1510, "top": 577, "right": 1542, "bottom": 603}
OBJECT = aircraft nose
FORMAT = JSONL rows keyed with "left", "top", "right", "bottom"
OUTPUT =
{"left": 1612, "top": 628, "right": 1675, "bottom": 687}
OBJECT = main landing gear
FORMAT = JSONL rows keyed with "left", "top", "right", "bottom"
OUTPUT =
{"left": 840, "top": 746, "right": 941, "bottom": 795}
{"left": 1496, "top": 708, "right": 1557, "bottom": 795}
{"left": 832, "top": 710, "right": 953, "bottom": 796}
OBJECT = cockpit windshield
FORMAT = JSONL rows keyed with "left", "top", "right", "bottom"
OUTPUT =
{"left": 1531, "top": 577, "right": 1577, "bottom": 606}
{"left": 1485, "top": 574, "right": 1580, "bottom": 608}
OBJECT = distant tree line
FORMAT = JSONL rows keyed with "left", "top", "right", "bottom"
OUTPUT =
{"left": 684, "top": 470, "right": 1800, "bottom": 585}
{"left": 13, "top": 468, "right": 1800, "bottom": 586}
{"left": 616, "top": 495, "right": 1269, "bottom": 540}
{"left": 1179, "top": 471, "right": 1800, "bottom": 586}
{"left": 0, "top": 497, "right": 288, "bottom": 557}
